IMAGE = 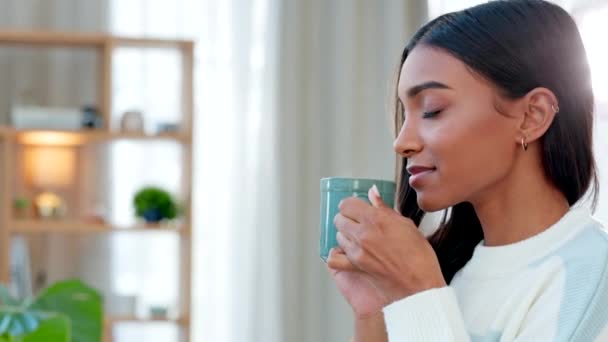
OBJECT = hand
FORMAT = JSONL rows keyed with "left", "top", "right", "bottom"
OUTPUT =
{"left": 327, "top": 185, "right": 446, "bottom": 317}
{"left": 327, "top": 247, "right": 390, "bottom": 319}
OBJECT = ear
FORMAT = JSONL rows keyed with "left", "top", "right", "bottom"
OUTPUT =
{"left": 516, "top": 87, "right": 559, "bottom": 146}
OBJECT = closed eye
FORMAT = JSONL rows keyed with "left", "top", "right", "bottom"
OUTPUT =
{"left": 422, "top": 109, "right": 441, "bottom": 118}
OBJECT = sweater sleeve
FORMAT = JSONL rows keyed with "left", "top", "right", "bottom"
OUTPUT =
{"left": 383, "top": 287, "right": 471, "bottom": 341}
{"left": 383, "top": 261, "right": 608, "bottom": 342}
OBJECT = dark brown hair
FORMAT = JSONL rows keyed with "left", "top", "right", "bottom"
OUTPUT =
{"left": 394, "top": 0, "right": 599, "bottom": 283}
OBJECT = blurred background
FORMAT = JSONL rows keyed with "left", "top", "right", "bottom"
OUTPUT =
{"left": 0, "top": 0, "right": 605, "bottom": 341}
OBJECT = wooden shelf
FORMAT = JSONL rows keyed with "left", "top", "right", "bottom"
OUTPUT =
{"left": 0, "top": 30, "right": 192, "bottom": 49}
{"left": 0, "top": 30, "right": 105, "bottom": 47}
{"left": 100, "top": 131, "right": 190, "bottom": 143}
{"left": 0, "top": 127, "right": 190, "bottom": 145}
{"left": 10, "top": 219, "right": 185, "bottom": 234}
{"left": 0, "top": 29, "right": 195, "bottom": 342}
{"left": 105, "top": 315, "right": 189, "bottom": 326}
{"left": 112, "top": 37, "right": 193, "bottom": 49}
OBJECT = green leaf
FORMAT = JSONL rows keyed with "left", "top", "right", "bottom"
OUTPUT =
{"left": 134, "top": 186, "right": 178, "bottom": 219}
{"left": 0, "top": 311, "right": 42, "bottom": 337}
{"left": 8, "top": 314, "right": 25, "bottom": 336}
{"left": 29, "top": 280, "right": 101, "bottom": 342}
{"left": 22, "top": 315, "right": 69, "bottom": 342}
{"left": 17, "top": 314, "right": 38, "bottom": 333}
{"left": 0, "top": 313, "right": 12, "bottom": 334}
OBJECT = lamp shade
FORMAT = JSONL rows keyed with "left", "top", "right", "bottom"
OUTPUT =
{"left": 24, "top": 146, "right": 75, "bottom": 188}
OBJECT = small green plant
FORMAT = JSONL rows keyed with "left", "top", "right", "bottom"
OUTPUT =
{"left": 13, "top": 198, "right": 29, "bottom": 210}
{"left": 133, "top": 186, "right": 178, "bottom": 223}
{"left": 13, "top": 198, "right": 30, "bottom": 219}
{"left": 0, "top": 279, "right": 102, "bottom": 342}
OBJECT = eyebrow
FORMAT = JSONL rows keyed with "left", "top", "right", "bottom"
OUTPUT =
{"left": 406, "top": 81, "right": 452, "bottom": 98}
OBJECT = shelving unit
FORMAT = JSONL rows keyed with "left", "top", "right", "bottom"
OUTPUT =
{"left": 10, "top": 219, "right": 186, "bottom": 234}
{"left": 0, "top": 30, "right": 194, "bottom": 342}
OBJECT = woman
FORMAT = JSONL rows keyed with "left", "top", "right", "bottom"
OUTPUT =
{"left": 327, "top": 0, "right": 608, "bottom": 341}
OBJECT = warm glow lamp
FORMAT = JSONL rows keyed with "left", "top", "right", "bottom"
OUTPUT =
{"left": 24, "top": 145, "right": 75, "bottom": 218}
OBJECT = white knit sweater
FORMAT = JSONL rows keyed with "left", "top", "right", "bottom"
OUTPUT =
{"left": 383, "top": 207, "right": 608, "bottom": 341}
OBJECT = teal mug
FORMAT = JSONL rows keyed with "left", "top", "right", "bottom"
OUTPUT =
{"left": 319, "top": 177, "right": 396, "bottom": 262}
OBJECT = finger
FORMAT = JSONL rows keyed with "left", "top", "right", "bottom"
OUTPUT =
{"left": 338, "top": 196, "right": 372, "bottom": 222}
{"left": 336, "top": 231, "right": 360, "bottom": 257}
{"left": 334, "top": 212, "right": 360, "bottom": 234}
{"left": 327, "top": 247, "right": 357, "bottom": 271}
{"left": 325, "top": 248, "right": 342, "bottom": 275}
{"left": 368, "top": 184, "right": 389, "bottom": 209}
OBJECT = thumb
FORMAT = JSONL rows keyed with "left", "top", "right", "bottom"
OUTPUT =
{"left": 368, "top": 184, "right": 389, "bottom": 209}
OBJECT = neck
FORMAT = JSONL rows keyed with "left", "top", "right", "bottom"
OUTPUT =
{"left": 470, "top": 148, "right": 570, "bottom": 247}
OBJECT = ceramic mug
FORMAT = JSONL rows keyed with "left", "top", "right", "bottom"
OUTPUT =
{"left": 319, "top": 177, "right": 396, "bottom": 262}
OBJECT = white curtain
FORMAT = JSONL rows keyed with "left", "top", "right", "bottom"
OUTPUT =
{"left": 193, "top": 1, "right": 425, "bottom": 341}
{"left": 191, "top": 0, "right": 282, "bottom": 341}
{"left": 273, "top": 1, "right": 426, "bottom": 340}
{"left": 577, "top": 2, "right": 608, "bottom": 223}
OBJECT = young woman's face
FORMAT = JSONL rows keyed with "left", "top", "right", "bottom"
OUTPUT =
{"left": 395, "top": 45, "right": 520, "bottom": 212}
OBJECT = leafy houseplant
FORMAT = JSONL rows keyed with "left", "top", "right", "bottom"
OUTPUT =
{"left": 133, "top": 187, "right": 179, "bottom": 223}
{"left": 13, "top": 198, "right": 30, "bottom": 219}
{"left": 0, "top": 280, "right": 102, "bottom": 342}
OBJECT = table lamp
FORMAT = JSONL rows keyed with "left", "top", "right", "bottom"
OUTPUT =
{"left": 24, "top": 146, "right": 75, "bottom": 218}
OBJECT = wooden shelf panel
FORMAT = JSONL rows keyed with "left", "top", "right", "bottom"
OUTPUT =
{"left": 0, "top": 30, "right": 106, "bottom": 47}
{"left": 95, "top": 131, "right": 190, "bottom": 143}
{"left": 112, "top": 37, "right": 193, "bottom": 49}
{"left": 0, "top": 30, "right": 192, "bottom": 49}
{"left": 105, "top": 316, "right": 189, "bottom": 326}
{"left": 11, "top": 219, "right": 185, "bottom": 234}
{"left": 0, "top": 127, "right": 190, "bottom": 145}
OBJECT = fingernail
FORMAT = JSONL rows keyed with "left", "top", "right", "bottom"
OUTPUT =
{"left": 371, "top": 184, "right": 381, "bottom": 198}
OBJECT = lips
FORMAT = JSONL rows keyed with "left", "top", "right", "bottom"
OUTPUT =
{"left": 406, "top": 165, "right": 436, "bottom": 175}
{"left": 407, "top": 165, "right": 436, "bottom": 187}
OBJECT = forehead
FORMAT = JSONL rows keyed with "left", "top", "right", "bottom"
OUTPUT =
{"left": 398, "top": 45, "right": 477, "bottom": 99}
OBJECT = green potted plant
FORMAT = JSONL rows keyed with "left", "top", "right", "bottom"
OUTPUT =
{"left": 133, "top": 186, "right": 179, "bottom": 223}
{"left": 13, "top": 198, "right": 30, "bottom": 219}
{"left": 0, "top": 279, "right": 102, "bottom": 342}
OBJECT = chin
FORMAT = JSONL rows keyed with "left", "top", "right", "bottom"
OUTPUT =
{"left": 416, "top": 192, "right": 451, "bottom": 212}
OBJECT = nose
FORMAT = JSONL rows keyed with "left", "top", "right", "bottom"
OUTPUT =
{"left": 393, "top": 118, "right": 422, "bottom": 158}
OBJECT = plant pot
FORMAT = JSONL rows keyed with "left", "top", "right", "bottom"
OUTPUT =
{"left": 142, "top": 209, "right": 163, "bottom": 223}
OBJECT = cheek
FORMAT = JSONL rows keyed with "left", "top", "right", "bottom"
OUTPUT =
{"left": 420, "top": 113, "right": 515, "bottom": 205}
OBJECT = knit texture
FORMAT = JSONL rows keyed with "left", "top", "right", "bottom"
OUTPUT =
{"left": 384, "top": 207, "right": 608, "bottom": 341}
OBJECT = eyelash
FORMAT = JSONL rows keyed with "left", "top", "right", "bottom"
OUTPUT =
{"left": 422, "top": 109, "right": 442, "bottom": 118}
